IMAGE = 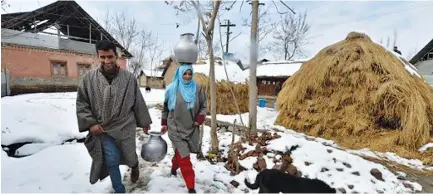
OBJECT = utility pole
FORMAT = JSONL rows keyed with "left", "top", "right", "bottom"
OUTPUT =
{"left": 220, "top": 20, "right": 236, "bottom": 53}
{"left": 248, "top": 0, "right": 262, "bottom": 142}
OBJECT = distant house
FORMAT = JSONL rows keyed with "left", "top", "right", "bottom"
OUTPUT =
{"left": 256, "top": 60, "right": 307, "bottom": 97}
{"left": 138, "top": 69, "right": 164, "bottom": 89}
{"left": 159, "top": 56, "right": 177, "bottom": 85}
{"left": 1, "top": 1, "right": 132, "bottom": 95}
{"left": 410, "top": 39, "right": 433, "bottom": 86}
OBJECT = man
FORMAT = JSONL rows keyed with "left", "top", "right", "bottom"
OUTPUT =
{"left": 76, "top": 40, "right": 152, "bottom": 193}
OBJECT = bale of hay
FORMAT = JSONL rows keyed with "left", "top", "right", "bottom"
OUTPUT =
{"left": 193, "top": 73, "right": 249, "bottom": 114}
{"left": 275, "top": 32, "right": 433, "bottom": 164}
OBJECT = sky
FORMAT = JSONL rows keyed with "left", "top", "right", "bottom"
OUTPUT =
{"left": 2, "top": 0, "right": 433, "bottom": 67}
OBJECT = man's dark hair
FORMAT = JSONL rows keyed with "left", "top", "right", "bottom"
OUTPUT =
{"left": 95, "top": 40, "right": 117, "bottom": 55}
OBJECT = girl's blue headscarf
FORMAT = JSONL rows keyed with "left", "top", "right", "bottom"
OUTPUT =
{"left": 165, "top": 64, "right": 197, "bottom": 111}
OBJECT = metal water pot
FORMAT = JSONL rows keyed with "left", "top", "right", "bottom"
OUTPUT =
{"left": 140, "top": 131, "right": 168, "bottom": 162}
{"left": 174, "top": 33, "right": 198, "bottom": 64}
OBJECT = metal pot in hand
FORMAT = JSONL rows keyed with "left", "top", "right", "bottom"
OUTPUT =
{"left": 174, "top": 33, "right": 198, "bottom": 64}
{"left": 140, "top": 131, "right": 168, "bottom": 162}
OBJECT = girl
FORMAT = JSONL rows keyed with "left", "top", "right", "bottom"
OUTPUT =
{"left": 161, "top": 65, "right": 207, "bottom": 193}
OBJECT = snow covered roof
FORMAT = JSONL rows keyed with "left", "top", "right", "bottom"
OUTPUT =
{"left": 193, "top": 60, "right": 248, "bottom": 83}
{"left": 256, "top": 60, "right": 305, "bottom": 78}
{"left": 141, "top": 69, "right": 163, "bottom": 77}
{"left": 410, "top": 38, "right": 433, "bottom": 64}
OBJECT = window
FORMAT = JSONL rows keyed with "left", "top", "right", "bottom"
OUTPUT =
{"left": 51, "top": 61, "right": 67, "bottom": 76}
{"left": 77, "top": 63, "right": 91, "bottom": 77}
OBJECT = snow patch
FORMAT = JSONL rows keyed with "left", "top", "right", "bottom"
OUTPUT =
{"left": 419, "top": 143, "right": 433, "bottom": 152}
{"left": 1, "top": 143, "right": 127, "bottom": 193}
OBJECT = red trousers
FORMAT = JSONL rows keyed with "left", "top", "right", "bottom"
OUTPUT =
{"left": 172, "top": 150, "right": 195, "bottom": 189}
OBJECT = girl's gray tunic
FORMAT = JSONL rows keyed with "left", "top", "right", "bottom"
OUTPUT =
{"left": 162, "top": 87, "right": 207, "bottom": 158}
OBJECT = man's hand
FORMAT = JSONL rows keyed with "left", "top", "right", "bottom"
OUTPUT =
{"left": 161, "top": 125, "right": 168, "bottom": 134}
{"left": 143, "top": 125, "right": 150, "bottom": 135}
{"left": 89, "top": 124, "right": 104, "bottom": 135}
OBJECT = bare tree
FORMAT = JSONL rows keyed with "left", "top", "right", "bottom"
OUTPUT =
{"left": 197, "top": 34, "right": 221, "bottom": 59}
{"left": 193, "top": 1, "right": 222, "bottom": 155}
{"left": 386, "top": 36, "right": 390, "bottom": 49}
{"left": 1, "top": 0, "right": 10, "bottom": 11}
{"left": 393, "top": 28, "right": 398, "bottom": 48}
{"left": 103, "top": 11, "right": 140, "bottom": 51}
{"left": 270, "top": 11, "right": 310, "bottom": 60}
{"left": 197, "top": 36, "right": 207, "bottom": 58}
{"left": 166, "top": 0, "right": 222, "bottom": 155}
{"left": 129, "top": 30, "right": 153, "bottom": 76}
{"left": 242, "top": 4, "right": 276, "bottom": 49}
{"left": 101, "top": 10, "right": 155, "bottom": 77}
{"left": 148, "top": 35, "right": 165, "bottom": 75}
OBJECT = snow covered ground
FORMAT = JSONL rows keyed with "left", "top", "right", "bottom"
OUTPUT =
{"left": 1, "top": 90, "right": 432, "bottom": 193}
{"left": 210, "top": 109, "right": 433, "bottom": 172}
{"left": 1, "top": 89, "right": 165, "bottom": 148}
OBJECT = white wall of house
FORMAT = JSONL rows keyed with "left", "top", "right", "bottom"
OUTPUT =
{"left": 415, "top": 59, "right": 433, "bottom": 86}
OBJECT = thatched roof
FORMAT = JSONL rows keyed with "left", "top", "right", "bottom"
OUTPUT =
{"left": 275, "top": 32, "right": 433, "bottom": 164}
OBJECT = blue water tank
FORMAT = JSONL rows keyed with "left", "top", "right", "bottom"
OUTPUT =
{"left": 258, "top": 98, "right": 267, "bottom": 107}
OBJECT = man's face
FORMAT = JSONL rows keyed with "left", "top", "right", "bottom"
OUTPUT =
{"left": 97, "top": 49, "right": 117, "bottom": 71}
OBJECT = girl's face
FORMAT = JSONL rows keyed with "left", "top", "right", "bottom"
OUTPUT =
{"left": 183, "top": 69, "right": 192, "bottom": 82}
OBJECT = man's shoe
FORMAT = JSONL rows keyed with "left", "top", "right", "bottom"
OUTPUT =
{"left": 188, "top": 189, "right": 196, "bottom": 193}
{"left": 131, "top": 165, "right": 139, "bottom": 183}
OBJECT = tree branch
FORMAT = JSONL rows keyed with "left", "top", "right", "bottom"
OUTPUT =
{"left": 279, "top": 0, "right": 296, "bottom": 14}
{"left": 191, "top": 1, "right": 208, "bottom": 35}
{"left": 229, "top": 32, "right": 242, "bottom": 42}
{"left": 224, "top": 0, "right": 237, "bottom": 11}
{"left": 207, "top": 1, "right": 222, "bottom": 34}
{"left": 272, "top": 1, "right": 288, "bottom": 14}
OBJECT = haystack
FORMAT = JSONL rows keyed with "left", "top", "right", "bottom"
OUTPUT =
{"left": 193, "top": 73, "right": 249, "bottom": 114}
{"left": 275, "top": 32, "right": 433, "bottom": 164}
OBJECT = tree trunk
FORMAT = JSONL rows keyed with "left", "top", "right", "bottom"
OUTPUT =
{"left": 248, "top": 0, "right": 259, "bottom": 140}
{"left": 194, "top": 15, "right": 200, "bottom": 45}
{"left": 207, "top": 37, "right": 219, "bottom": 154}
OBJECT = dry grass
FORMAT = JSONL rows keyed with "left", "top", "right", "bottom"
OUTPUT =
{"left": 193, "top": 73, "right": 249, "bottom": 115}
{"left": 275, "top": 32, "right": 433, "bottom": 164}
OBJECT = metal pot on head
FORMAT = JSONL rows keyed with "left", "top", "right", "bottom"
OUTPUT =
{"left": 174, "top": 33, "right": 198, "bottom": 64}
{"left": 140, "top": 131, "right": 168, "bottom": 162}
